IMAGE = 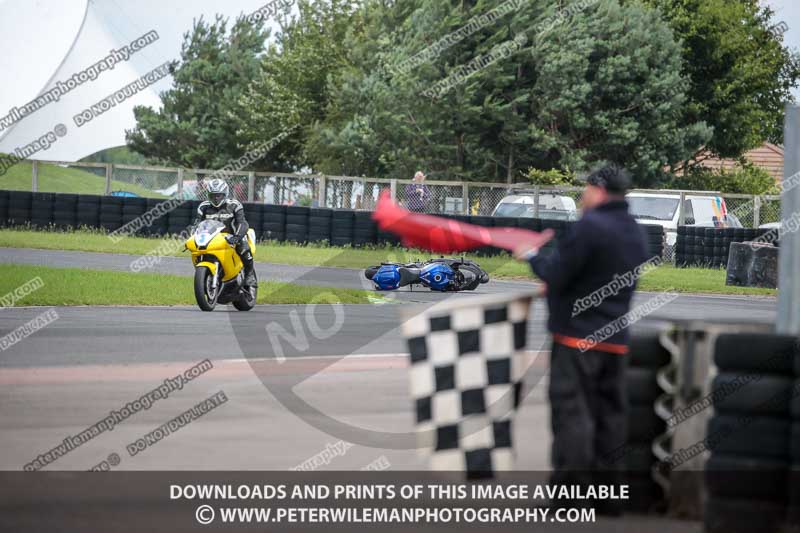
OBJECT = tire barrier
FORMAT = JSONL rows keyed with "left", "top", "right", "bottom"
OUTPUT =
{"left": 243, "top": 202, "right": 264, "bottom": 240}
{"left": 307, "top": 207, "right": 332, "bottom": 243}
{"left": 30, "top": 192, "right": 55, "bottom": 228}
{"left": 76, "top": 194, "right": 100, "bottom": 229}
{"left": 144, "top": 198, "right": 168, "bottom": 236}
{"left": 704, "top": 333, "right": 800, "bottom": 533}
{"left": 166, "top": 201, "right": 193, "bottom": 237}
{"left": 98, "top": 196, "right": 123, "bottom": 233}
{"left": 52, "top": 193, "right": 78, "bottom": 229}
{"left": 8, "top": 190, "right": 32, "bottom": 226}
{"left": 623, "top": 328, "right": 674, "bottom": 514}
{"left": 675, "top": 226, "right": 778, "bottom": 268}
{"left": 641, "top": 224, "right": 664, "bottom": 261}
{"left": 0, "top": 190, "right": 664, "bottom": 256}
{"left": 0, "top": 190, "right": 8, "bottom": 225}
{"left": 121, "top": 197, "right": 147, "bottom": 235}
{"left": 262, "top": 204, "right": 286, "bottom": 242}
{"left": 285, "top": 205, "right": 309, "bottom": 244}
{"left": 330, "top": 209, "right": 355, "bottom": 247}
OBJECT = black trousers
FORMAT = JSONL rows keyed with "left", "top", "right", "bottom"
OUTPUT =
{"left": 548, "top": 341, "right": 628, "bottom": 487}
{"left": 235, "top": 239, "right": 253, "bottom": 264}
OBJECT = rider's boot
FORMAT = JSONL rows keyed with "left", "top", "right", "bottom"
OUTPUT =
{"left": 242, "top": 251, "right": 258, "bottom": 288}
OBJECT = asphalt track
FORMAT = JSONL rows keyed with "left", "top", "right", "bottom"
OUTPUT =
{"left": 0, "top": 247, "right": 777, "bottom": 366}
{"left": 0, "top": 246, "right": 776, "bottom": 487}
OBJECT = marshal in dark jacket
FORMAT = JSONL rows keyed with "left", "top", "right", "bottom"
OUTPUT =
{"left": 528, "top": 200, "right": 650, "bottom": 353}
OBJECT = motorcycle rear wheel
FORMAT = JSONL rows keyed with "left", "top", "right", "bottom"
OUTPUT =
{"left": 233, "top": 286, "right": 257, "bottom": 311}
{"left": 194, "top": 266, "right": 218, "bottom": 311}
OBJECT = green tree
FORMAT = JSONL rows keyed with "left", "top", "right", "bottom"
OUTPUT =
{"left": 637, "top": 0, "right": 800, "bottom": 163}
{"left": 234, "top": 0, "right": 361, "bottom": 171}
{"left": 524, "top": 167, "right": 577, "bottom": 186}
{"left": 308, "top": 0, "right": 711, "bottom": 186}
{"left": 667, "top": 160, "right": 778, "bottom": 195}
{"left": 126, "top": 16, "right": 270, "bottom": 169}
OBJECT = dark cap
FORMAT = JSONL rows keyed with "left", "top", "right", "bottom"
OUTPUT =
{"left": 583, "top": 164, "right": 632, "bottom": 193}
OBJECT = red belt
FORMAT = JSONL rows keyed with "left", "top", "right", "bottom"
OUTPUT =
{"left": 553, "top": 333, "right": 629, "bottom": 355}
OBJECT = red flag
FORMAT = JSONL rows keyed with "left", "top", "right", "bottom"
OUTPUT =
{"left": 372, "top": 191, "right": 554, "bottom": 253}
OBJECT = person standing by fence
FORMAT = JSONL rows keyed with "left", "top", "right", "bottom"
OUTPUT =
{"left": 405, "top": 171, "right": 431, "bottom": 212}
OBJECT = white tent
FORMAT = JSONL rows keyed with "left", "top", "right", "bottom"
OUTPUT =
{"left": 0, "top": 0, "right": 280, "bottom": 161}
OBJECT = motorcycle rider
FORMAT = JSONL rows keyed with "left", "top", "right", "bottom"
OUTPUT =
{"left": 195, "top": 178, "right": 258, "bottom": 288}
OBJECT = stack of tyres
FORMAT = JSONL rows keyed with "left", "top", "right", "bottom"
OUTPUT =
{"left": 712, "top": 229, "right": 728, "bottom": 268}
{"left": 790, "top": 347, "right": 800, "bottom": 525}
{"left": 376, "top": 226, "right": 401, "bottom": 246}
{"left": 30, "top": 192, "right": 55, "bottom": 228}
{"left": 8, "top": 190, "right": 32, "bottom": 226}
{"left": 756, "top": 227, "right": 780, "bottom": 247}
{"left": 703, "top": 228, "right": 716, "bottom": 266}
{"left": 674, "top": 226, "right": 689, "bottom": 266}
{"left": 76, "top": 194, "right": 100, "bottom": 229}
{"left": 517, "top": 217, "right": 542, "bottom": 233}
{"left": 52, "top": 193, "right": 78, "bottom": 229}
{"left": 167, "top": 203, "right": 193, "bottom": 236}
{"left": 121, "top": 198, "right": 147, "bottom": 236}
{"left": 640, "top": 224, "right": 664, "bottom": 260}
{"left": 623, "top": 330, "right": 672, "bottom": 513}
{"left": 99, "top": 196, "right": 124, "bottom": 232}
{"left": 686, "top": 226, "right": 700, "bottom": 267}
{"left": 721, "top": 230, "right": 734, "bottom": 266}
{"left": 330, "top": 210, "right": 354, "bottom": 247}
{"left": 186, "top": 200, "right": 201, "bottom": 217}
{"left": 377, "top": 211, "right": 414, "bottom": 246}
{"left": 0, "top": 189, "right": 9, "bottom": 226}
{"left": 307, "top": 208, "right": 332, "bottom": 244}
{"left": 705, "top": 334, "right": 798, "bottom": 533}
{"left": 243, "top": 203, "right": 264, "bottom": 241}
{"left": 352, "top": 211, "right": 376, "bottom": 247}
{"left": 285, "top": 205, "right": 309, "bottom": 243}
{"left": 262, "top": 205, "right": 286, "bottom": 242}
{"left": 144, "top": 198, "right": 169, "bottom": 236}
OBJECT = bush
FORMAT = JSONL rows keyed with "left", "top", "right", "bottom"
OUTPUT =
{"left": 668, "top": 160, "right": 778, "bottom": 195}
{"left": 524, "top": 167, "right": 578, "bottom": 187}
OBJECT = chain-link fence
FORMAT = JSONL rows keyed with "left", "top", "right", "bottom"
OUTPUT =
{"left": 468, "top": 184, "right": 508, "bottom": 215}
{"left": 10, "top": 158, "right": 788, "bottom": 232}
{"left": 395, "top": 180, "right": 465, "bottom": 214}
{"left": 112, "top": 165, "right": 179, "bottom": 198}
{"left": 254, "top": 173, "right": 321, "bottom": 206}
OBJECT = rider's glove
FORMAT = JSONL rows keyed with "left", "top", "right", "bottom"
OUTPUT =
{"left": 226, "top": 234, "right": 241, "bottom": 246}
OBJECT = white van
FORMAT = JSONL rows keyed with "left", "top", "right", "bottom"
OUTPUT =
{"left": 491, "top": 192, "right": 578, "bottom": 221}
{"left": 626, "top": 192, "right": 732, "bottom": 247}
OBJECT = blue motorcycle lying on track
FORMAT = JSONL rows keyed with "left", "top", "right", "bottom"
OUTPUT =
{"left": 364, "top": 258, "right": 490, "bottom": 292}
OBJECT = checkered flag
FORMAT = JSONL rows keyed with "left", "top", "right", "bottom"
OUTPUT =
{"left": 402, "top": 292, "right": 537, "bottom": 478}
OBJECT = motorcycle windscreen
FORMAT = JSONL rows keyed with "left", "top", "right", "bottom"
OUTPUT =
{"left": 194, "top": 220, "right": 225, "bottom": 247}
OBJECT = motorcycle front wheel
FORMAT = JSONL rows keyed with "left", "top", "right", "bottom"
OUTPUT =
{"left": 194, "top": 266, "right": 219, "bottom": 311}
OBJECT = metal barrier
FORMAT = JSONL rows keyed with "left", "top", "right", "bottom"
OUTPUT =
{"left": 655, "top": 320, "right": 774, "bottom": 519}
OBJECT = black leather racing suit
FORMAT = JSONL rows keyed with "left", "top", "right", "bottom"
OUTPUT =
{"left": 195, "top": 199, "right": 257, "bottom": 287}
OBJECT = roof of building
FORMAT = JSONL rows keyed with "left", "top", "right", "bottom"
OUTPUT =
{"left": 694, "top": 143, "right": 784, "bottom": 181}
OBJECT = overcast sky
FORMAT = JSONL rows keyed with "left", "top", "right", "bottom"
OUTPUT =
{"left": 763, "top": 0, "right": 800, "bottom": 98}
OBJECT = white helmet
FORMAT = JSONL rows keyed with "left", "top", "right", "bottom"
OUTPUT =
{"left": 206, "top": 178, "right": 229, "bottom": 207}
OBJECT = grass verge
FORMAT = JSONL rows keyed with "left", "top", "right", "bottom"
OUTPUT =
{"left": 0, "top": 264, "right": 385, "bottom": 306}
{"left": 0, "top": 227, "right": 777, "bottom": 296}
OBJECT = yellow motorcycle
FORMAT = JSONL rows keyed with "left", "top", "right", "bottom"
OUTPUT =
{"left": 185, "top": 220, "right": 257, "bottom": 312}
